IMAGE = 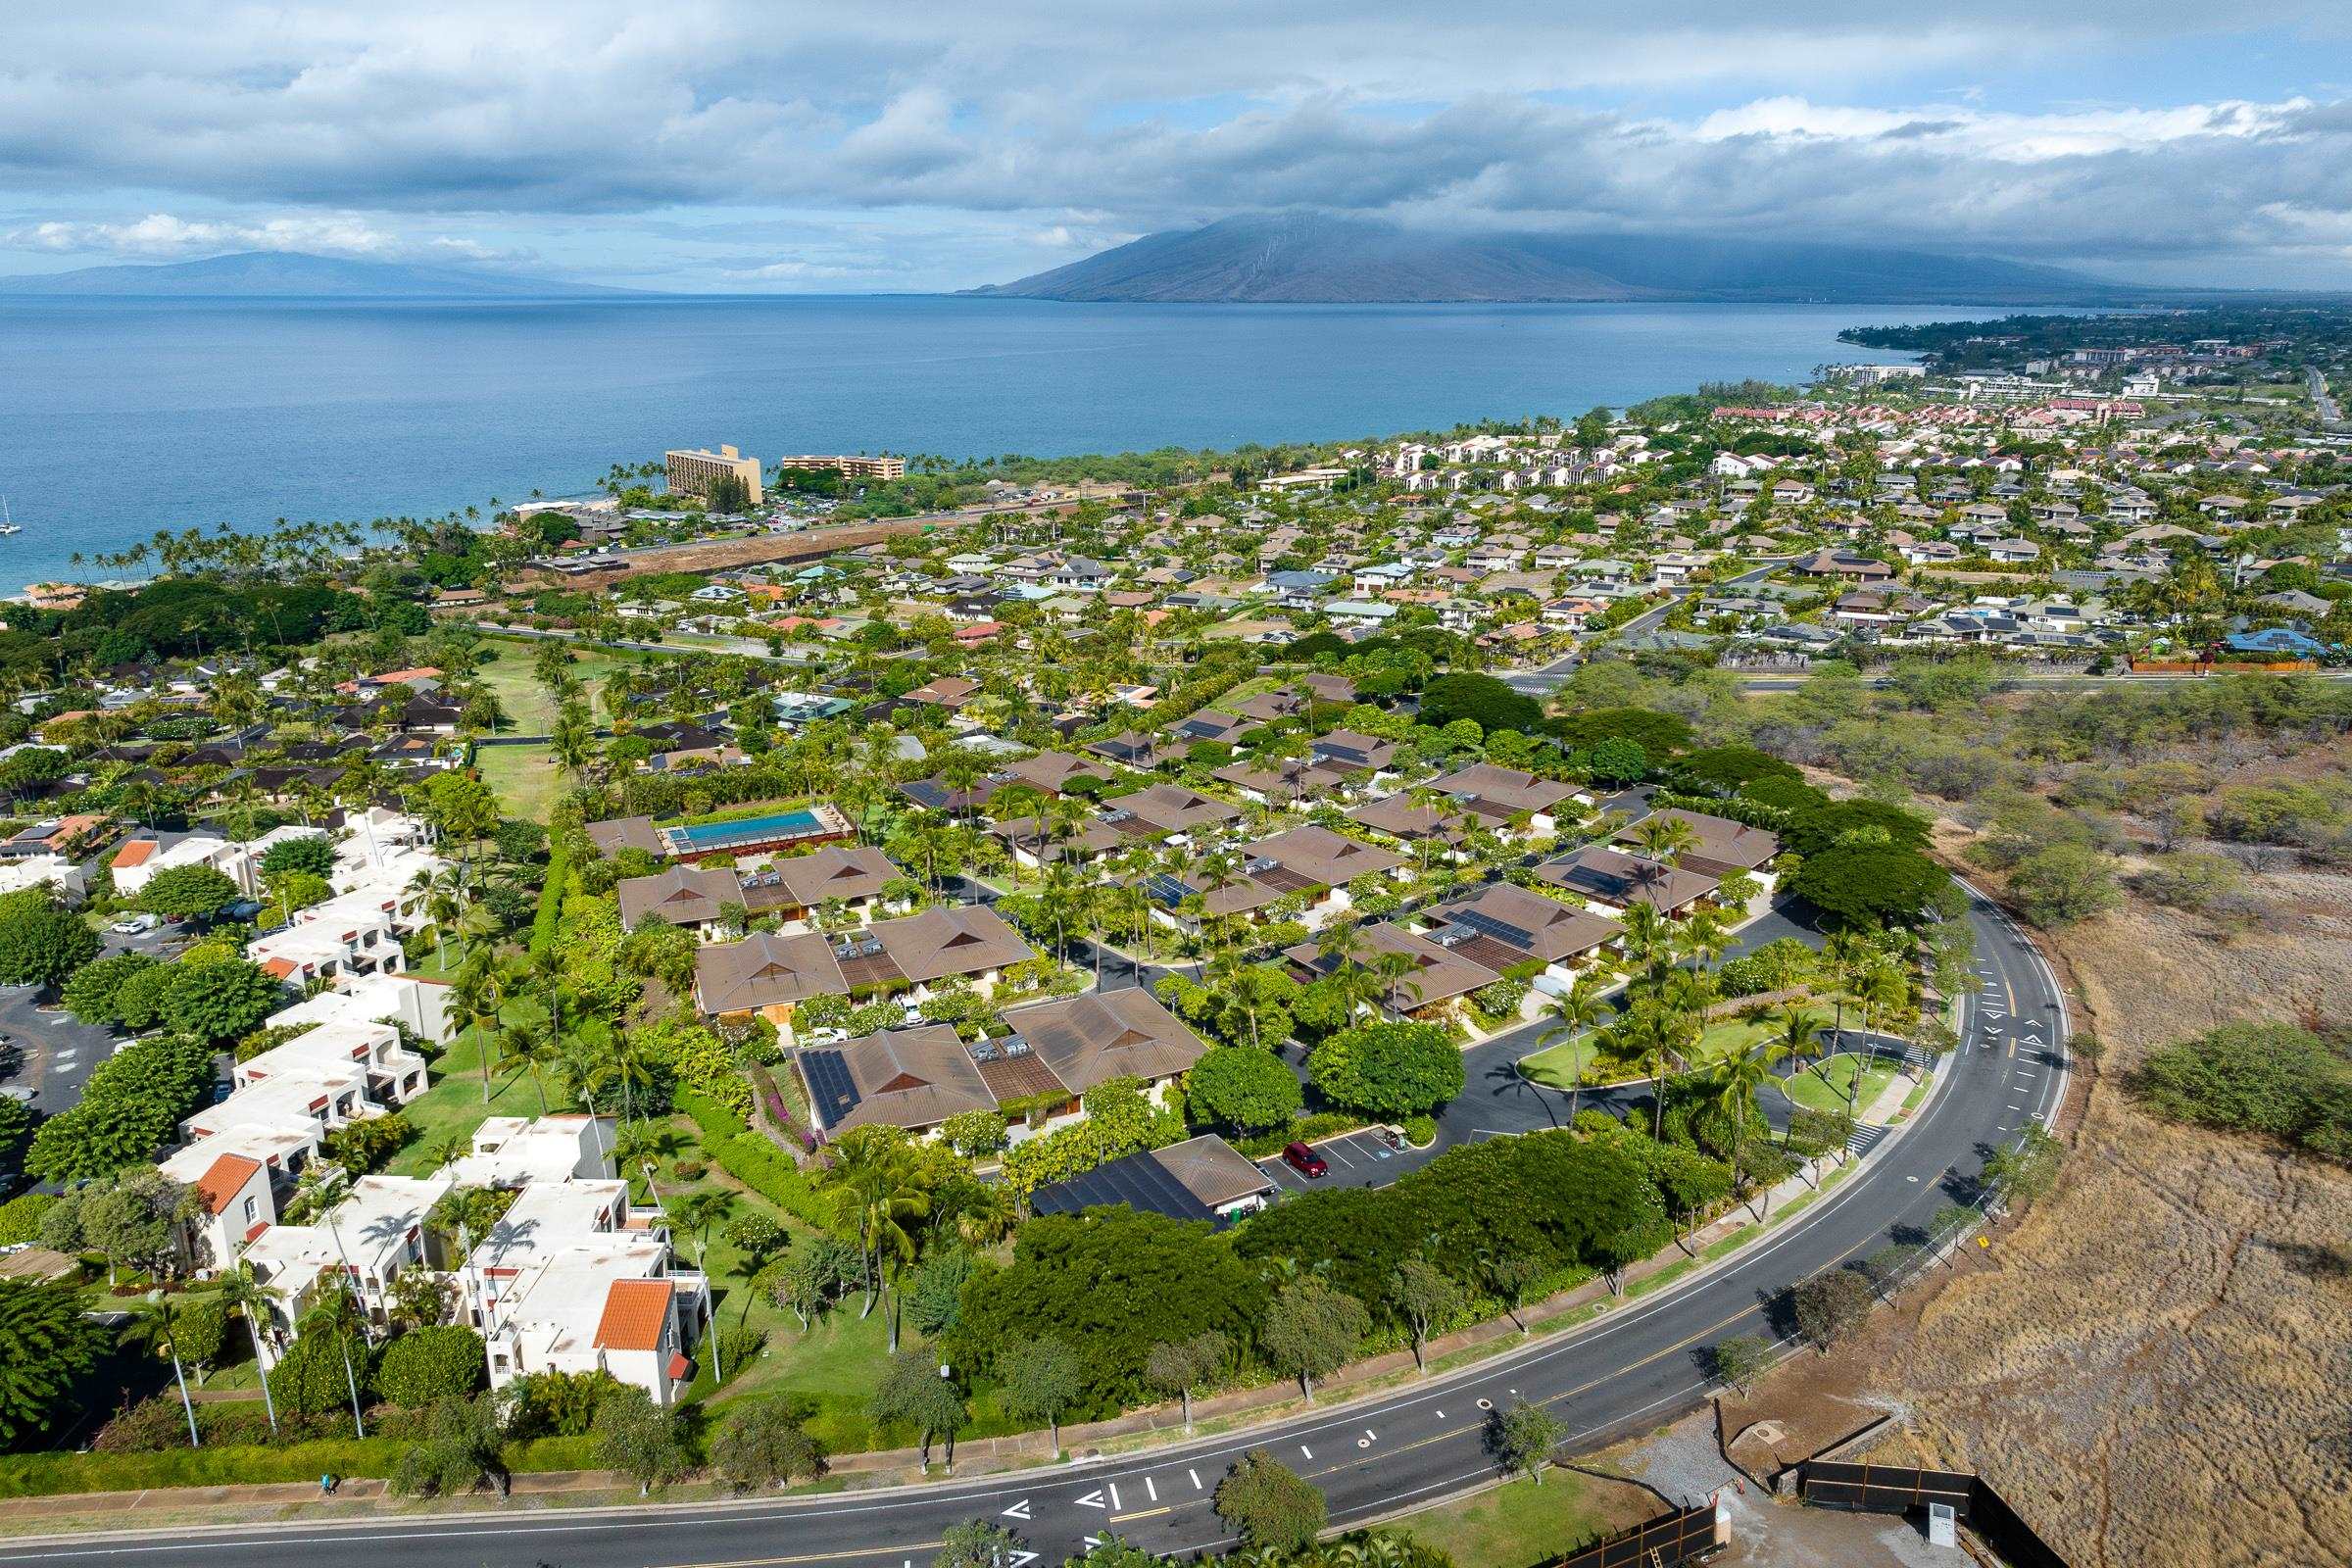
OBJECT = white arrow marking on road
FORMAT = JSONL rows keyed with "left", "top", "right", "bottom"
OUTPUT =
{"left": 1005, "top": 1552, "right": 1039, "bottom": 1568}
{"left": 1001, "top": 1498, "right": 1031, "bottom": 1520}
{"left": 1076, "top": 1489, "right": 1106, "bottom": 1509}
{"left": 1084, "top": 1538, "right": 1103, "bottom": 1550}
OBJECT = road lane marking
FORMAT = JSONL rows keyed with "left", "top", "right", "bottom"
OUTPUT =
{"left": 1111, "top": 1505, "right": 1172, "bottom": 1524}
{"left": 1144, "top": 1476, "right": 1156, "bottom": 1502}
{"left": 1076, "top": 1489, "right": 1106, "bottom": 1509}
{"left": 1000, "top": 1499, "right": 1030, "bottom": 1520}
{"left": 1108, "top": 1483, "right": 1121, "bottom": 1510}
{"left": 1188, "top": 1468, "right": 1200, "bottom": 1490}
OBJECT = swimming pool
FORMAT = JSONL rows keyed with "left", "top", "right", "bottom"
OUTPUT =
{"left": 659, "top": 805, "right": 848, "bottom": 858}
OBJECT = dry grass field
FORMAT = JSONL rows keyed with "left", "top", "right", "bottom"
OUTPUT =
{"left": 1879, "top": 853, "right": 2352, "bottom": 1566}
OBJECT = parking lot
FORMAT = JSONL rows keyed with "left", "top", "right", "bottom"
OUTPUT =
{"left": 1256, "top": 1125, "right": 1432, "bottom": 1194}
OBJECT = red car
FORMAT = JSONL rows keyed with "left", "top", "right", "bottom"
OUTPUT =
{"left": 1283, "top": 1141, "right": 1328, "bottom": 1178}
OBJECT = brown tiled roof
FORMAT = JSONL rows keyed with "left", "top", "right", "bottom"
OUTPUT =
{"left": 1535, "top": 846, "right": 1717, "bottom": 911}
{"left": 1284, "top": 921, "right": 1501, "bottom": 1009}
{"left": 1429, "top": 882, "right": 1623, "bottom": 963}
{"left": 194, "top": 1152, "right": 263, "bottom": 1216}
{"left": 1428, "top": 763, "right": 1578, "bottom": 821}
{"left": 809, "top": 1023, "right": 1000, "bottom": 1132}
{"left": 617, "top": 864, "right": 739, "bottom": 930}
{"left": 1004, "top": 989, "right": 1206, "bottom": 1095}
{"left": 695, "top": 931, "right": 847, "bottom": 1013}
{"left": 1246, "top": 824, "right": 1405, "bottom": 887}
{"left": 592, "top": 1278, "right": 672, "bottom": 1351}
{"left": 1001, "top": 751, "right": 1110, "bottom": 795}
{"left": 1617, "top": 809, "right": 1781, "bottom": 875}
{"left": 874, "top": 906, "right": 1033, "bottom": 984}
{"left": 771, "top": 846, "right": 898, "bottom": 906}
{"left": 587, "top": 815, "right": 665, "bottom": 857}
{"left": 1113, "top": 783, "right": 1239, "bottom": 836}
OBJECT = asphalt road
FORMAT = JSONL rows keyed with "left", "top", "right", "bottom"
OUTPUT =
{"left": 2, "top": 884, "right": 2068, "bottom": 1568}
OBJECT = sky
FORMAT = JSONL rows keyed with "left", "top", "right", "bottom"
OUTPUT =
{"left": 2, "top": 1, "right": 2350, "bottom": 293}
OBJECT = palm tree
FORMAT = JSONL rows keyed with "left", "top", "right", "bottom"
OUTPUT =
{"left": 1629, "top": 813, "right": 1696, "bottom": 866}
{"left": 1821, "top": 929, "right": 1870, "bottom": 1056}
{"left": 126, "top": 1292, "right": 202, "bottom": 1447}
{"left": 429, "top": 1186, "right": 510, "bottom": 1336}
{"left": 590, "top": 1030, "right": 658, "bottom": 1131}
{"left": 450, "top": 952, "right": 507, "bottom": 1104}
{"left": 662, "top": 1190, "right": 735, "bottom": 1380}
{"left": 822, "top": 1135, "right": 931, "bottom": 1349}
{"left": 1712, "top": 1038, "right": 1790, "bottom": 1216}
{"left": 495, "top": 1008, "right": 563, "bottom": 1113}
{"left": 1854, "top": 960, "right": 1912, "bottom": 1100}
{"left": 1534, "top": 973, "right": 1613, "bottom": 1123}
{"left": 214, "top": 1263, "right": 282, "bottom": 1435}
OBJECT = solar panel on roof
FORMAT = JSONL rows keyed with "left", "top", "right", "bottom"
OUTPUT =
{"left": 1448, "top": 906, "right": 1536, "bottom": 951}
{"left": 1144, "top": 873, "right": 1197, "bottom": 907}
{"left": 800, "top": 1050, "right": 860, "bottom": 1129}
{"left": 1030, "top": 1145, "right": 1215, "bottom": 1224}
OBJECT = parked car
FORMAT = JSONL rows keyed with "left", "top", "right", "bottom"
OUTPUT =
{"left": 1282, "top": 1141, "right": 1328, "bottom": 1179}
{"left": 110, "top": 913, "right": 160, "bottom": 935}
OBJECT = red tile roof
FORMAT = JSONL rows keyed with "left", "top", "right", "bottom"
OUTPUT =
{"left": 195, "top": 1153, "right": 263, "bottom": 1216}
{"left": 111, "top": 840, "right": 157, "bottom": 868}
{"left": 592, "top": 1278, "right": 672, "bottom": 1351}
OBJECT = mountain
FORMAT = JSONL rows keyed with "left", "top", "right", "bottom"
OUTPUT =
{"left": 967, "top": 213, "right": 2138, "bottom": 305}
{"left": 0, "top": 251, "right": 632, "bottom": 298}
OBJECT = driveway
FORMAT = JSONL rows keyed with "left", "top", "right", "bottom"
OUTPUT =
{"left": 0, "top": 986, "right": 121, "bottom": 1121}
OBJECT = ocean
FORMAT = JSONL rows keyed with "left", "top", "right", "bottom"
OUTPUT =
{"left": 0, "top": 293, "right": 1975, "bottom": 595}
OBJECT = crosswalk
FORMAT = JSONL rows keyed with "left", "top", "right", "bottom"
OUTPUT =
{"left": 1844, "top": 1121, "right": 1886, "bottom": 1158}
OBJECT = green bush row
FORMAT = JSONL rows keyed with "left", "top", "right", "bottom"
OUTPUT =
{"left": 675, "top": 1087, "right": 831, "bottom": 1227}
{"left": 0, "top": 1434, "right": 600, "bottom": 1498}
{"left": 527, "top": 844, "right": 571, "bottom": 957}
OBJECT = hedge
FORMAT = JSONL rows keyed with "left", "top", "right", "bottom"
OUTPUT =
{"left": 675, "top": 1087, "right": 830, "bottom": 1228}
{"left": 527, "top": 844, "right": 571, "bottom": 958}
{"left": 0, "top": 1434, "right": 600, "bottom": 1498}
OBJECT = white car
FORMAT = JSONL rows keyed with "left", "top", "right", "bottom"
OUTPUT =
{"left": 110, "top": 913, "right": 160, "bottom": 935}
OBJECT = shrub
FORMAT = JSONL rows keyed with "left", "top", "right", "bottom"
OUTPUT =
{"left": 1790, "top": 1267, "right": 1875, "bottom": 1351}
{"left": 1400, "top": 1114, "right": 1438, "bottom": 1148}
{"left": 0, "top": 1194, "right": 57, "bottom": 1247}
{"left": 1307, "top": 1022, "right": 1465, "bottom": 1118}
{"left": 374, "top": 1325, "right": 486, "bottom": 1408}
{"left": 2132, "top": 1022, "right": 2352, "bottom": 1160}
{"left": 323, "top": 1113, "right": 413, "bottom": 1176}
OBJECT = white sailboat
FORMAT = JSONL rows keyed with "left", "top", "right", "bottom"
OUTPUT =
{"left": 0, "top": 498, "right": 19, "bottom": 536}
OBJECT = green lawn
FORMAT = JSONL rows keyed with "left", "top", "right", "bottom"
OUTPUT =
{"left": 476, "top": 742, "right": 565, "bottom": 820}
{"left": 1779, "top": 1054, "right": 1899, "bottom": 1116}
{"left": 471, "top": 638, "right": 633, "bottom": 734}
{"left": 1388, "top": 1470, "right": 1641, "bottom": 1568}
{"left": 383, "top": 1029, "right": 546, "bottom": 1175}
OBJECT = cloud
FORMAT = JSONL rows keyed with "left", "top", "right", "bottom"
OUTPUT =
{"left": 5, "top": 211, "right": 524, "bottom": 265}
{"left": 0, "top": 2, "right": 2347, "bottom": 285}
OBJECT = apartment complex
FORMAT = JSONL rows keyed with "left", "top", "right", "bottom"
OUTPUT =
{"left": 664, "top": 444, "right": 765, "bottom": 505}
{"left": 775, "top": 453, "right": 906, "bottom": 482}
